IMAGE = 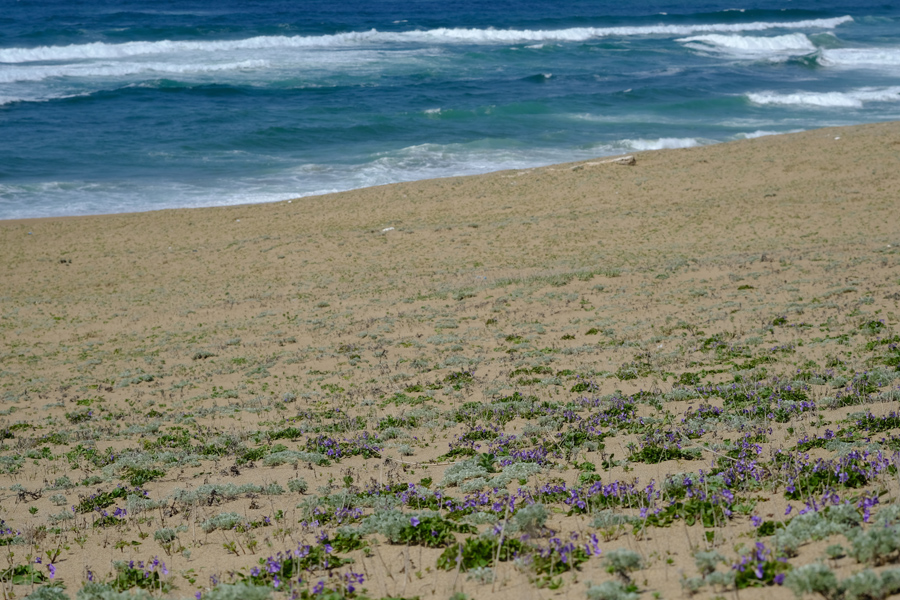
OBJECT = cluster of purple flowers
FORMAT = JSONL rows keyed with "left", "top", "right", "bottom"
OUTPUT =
{"left": 34, "top": 557, "right": 56, "bottom": 579}
{"left": 719, "top": 436, "right": 766, "bottom": 489}
{"left": 831, "top": 372, "right": 894, "bottom": 405}
{"left": 569, "top": 375, "right": 600, "bottom": 394}
{"left": 682, "top": 404, "right": 724, "bottom": 421}
{"left": 858, "top": 492, "right": 880, "bottom": 522}
{"left": 780, "top": 448, "right": 893, "bottom": 500}
{"left": 374, "top": 478, "right": 665, "bottom": 519}
{"left": 453, "top": 424, "right": 501, "bottom": 446}
{"left": 538, "top": 532, "right": 583, "bottom": 565}
{"left": 305, "top": 432, "right": 382, "bottom": 459}
{"left": 576, "top": 395, "right": 639, "bottom": 429}
{"left": 300, "top": 505, "right": 363, "bottom": 529}
{"left": 241, "top": 533, "right": 366, "bottom": 597}
{"left": 769, "top": 343, "right": 796, "bottom": 353}
{"left": 559, "top": 478, "right": 655, "bottom": 513}
{"left": 343, "top": 571, "right": 365, "bottom": 593}
{"left": 732, "top": 541, "right": 787, "bottom": 585}
{"left": 856, "top": 411, "right": 900, "bottom": 433}
{"left": 123, "top": 556, "right": 168, "bottom": 579}
{"left": 0, "top": 519, "right": 16, "bottom": 537}
{"left": 696, "top": 378, "right": 813, "bottom": 413}
{"left": 635, "top": 425, "right": 706, "bottom": 451}
{"left": 795, "top": 428, "right": 843, "bottom": 447}
{"left": 784, "top": 488, "right": 849, "bottom": 516}
{"left": 498, "top": 446, "right": 553, "bottom": 467}
{"left": 584, "top": 533, "right": 602, "bottom": 556}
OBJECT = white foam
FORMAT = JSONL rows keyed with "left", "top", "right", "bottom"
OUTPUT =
{"left": 623, "top": 137, "right": 701, "bottom": 151}
{"left": 342, "top": 142, "right": 543, "bottom": 187}
{"left": 736, "top": 130, "right": 780, "bottom": 139}
{"left": 819, "top": 48, "right": 900, "bottom": 69}
{"left": 2, "top": 139, "right": 640, "bottom": 218}
{"left": 0, "top": 178, "right": 302, "bottom": 219}
{"left": 747, "top": 87, "right": 900, "bottom": 108}
{"left": 0, "top": 59, "right": 268, "bottom": 84}
{"left": 285, "top": 137, "right": 707, "bottom": 193}
{"left": 677, "top": 33, "right": 816, "bottom": 56}
{"left": 733, "top": 129, "right": 806, "bottom": 139}
{"left": 0, "top": 16, "right": 852, "bottom": 63}
{"left": 0, "top": 90, "right": 93, "bottom": 106}
{"left": 736, "top": 130, "right": 780, "bottom": 138}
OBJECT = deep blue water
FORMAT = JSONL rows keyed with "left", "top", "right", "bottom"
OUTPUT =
{"left": 1, "top": 0, "right": 899, "bottom": 219}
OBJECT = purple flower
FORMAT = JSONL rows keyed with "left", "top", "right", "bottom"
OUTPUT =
{"left": 410, "top": 516, "right": 420, "bottom": 527}
{"left": 48, "top": 564, "right": 56, "bottom": 579}
{"left": 266, "top": 557, "right": 281, "bottom": 574}
{"left": 196, "top": 593, "right": 202, "bottom": 600}
{"left": 345, "top": 572, "right": 365, "bottom": 593}
{"left": 585, "top": 533, "right": 601, "bottom": 556}
{"left": 751, "top": 515, "right": 762, "bottom": 528}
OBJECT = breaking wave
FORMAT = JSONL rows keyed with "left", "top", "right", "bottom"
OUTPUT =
{"left": 0, "top": 16, "right": 853, "bottom": 63}
{"left": 747, "top": 87, "right": 900, "bottom": 108}
{"left": 677, "top": 33, "right": 816, "bottom": 57}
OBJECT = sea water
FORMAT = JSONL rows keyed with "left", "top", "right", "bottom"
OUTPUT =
{"left": 1, "top": 0, "right": 898, "bottom": 219}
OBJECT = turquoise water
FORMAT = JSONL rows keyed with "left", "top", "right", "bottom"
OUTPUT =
{"left": 1, "top": 1, "right": 898, "bottom": 219}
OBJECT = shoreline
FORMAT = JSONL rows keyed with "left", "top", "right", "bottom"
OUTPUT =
{"left": 0, "top": 120, "right": 889, "bottom": 225}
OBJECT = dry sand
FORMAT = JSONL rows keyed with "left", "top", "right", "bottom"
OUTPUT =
{"left": 0, "top": 121, "right": 899, "bottom": 600}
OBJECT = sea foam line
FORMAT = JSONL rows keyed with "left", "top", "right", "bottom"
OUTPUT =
{"left": 623, "top": 137, "right": 701, "bottom": 151}
{"left": 0, "top": 59, "right": 268, "bottom": 84}
{"left": 0, "top": 16, "right": 852, "bottom": 63}
{"left": 819, "top": 48, "right": 900, "bottom": 69}
{"left": 747, "top": 86, "right": 900, "bottom": 108}
{"left": 677, "top": 33, "right": 817, "bottom": 55}
{"left": 0, "top": 91, "right": 93, "bottom": 106}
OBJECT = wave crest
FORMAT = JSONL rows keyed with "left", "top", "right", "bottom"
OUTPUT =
{"left": 819, "top": 48, "right": 900, "bottom": 69}
{"left": 677, "top": 33, "right": 816, "bottom": 56}
{"left": 747, "top": 87, "right": 900, "bottom": 108}
{"left": 0, "top": 16, "right": 852, "bottom": 63}
{"left": 623, "top": 137, "right": 701, "bottom": 151}
{"left": 0, "top": 59, "right": 267, "bottom": 84}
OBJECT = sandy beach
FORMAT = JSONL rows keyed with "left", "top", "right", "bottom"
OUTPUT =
{"left": 1, "top": 121, "right": 899, "bottom": 600}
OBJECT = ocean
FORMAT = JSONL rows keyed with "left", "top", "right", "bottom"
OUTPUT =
{"left": 1, "top": 0, "right": 898, "bottom": 220}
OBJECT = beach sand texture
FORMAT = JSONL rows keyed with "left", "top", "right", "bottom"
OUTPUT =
{"left": 1, "top": 121, "right": 899, "bottom": 599}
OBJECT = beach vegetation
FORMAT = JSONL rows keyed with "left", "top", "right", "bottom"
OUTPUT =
{"left": 3, "top": 160, "right": 900, "bottom": 599}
